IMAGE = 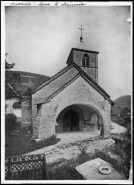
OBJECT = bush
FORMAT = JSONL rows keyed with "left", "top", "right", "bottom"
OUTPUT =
{"left": 5, "top": 114, "right": 17, "bottom": 134}
{"left": 120, "top": 127, "right": 131, "bottom": 179}
{"left": 36, "top": 135, "right": 60, "bottom": 147}
{"left": 112, "top": 127, "right": 131, "bottom": 179}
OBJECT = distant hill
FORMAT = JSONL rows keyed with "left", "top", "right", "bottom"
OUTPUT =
{"left": 112, "top": 95, "right": 131, "bottom": 115}
{"left": 6, "top": 71, "right": 50, "bottom": 95}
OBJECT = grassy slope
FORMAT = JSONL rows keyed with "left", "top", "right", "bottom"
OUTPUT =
{"left": 112, "top": 95, "right": 131, "bottom": 115}
{"left": 5, "top": 128, "right": 60, "bottom": 157}
{"left": 6, "top": 70, "right": 50, "bottom": 94}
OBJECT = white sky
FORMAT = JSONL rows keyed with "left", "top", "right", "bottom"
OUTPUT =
{"left": 4, "top": 3, "right": 132, "bottom": 100}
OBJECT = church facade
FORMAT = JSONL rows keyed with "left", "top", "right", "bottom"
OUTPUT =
{"left": 21, "top": 42, "right": 114, "bottom": 140}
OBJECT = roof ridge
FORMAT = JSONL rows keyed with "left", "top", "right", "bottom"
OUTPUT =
{"left": 67, "top": 48, "right": 99, "bottom": 64}
{"left": 6, "top": 82, "right": 21, "bottom": 97}
{"left": 80, "top": 74, "right": 113, "bottom": 104}
{"left": 46, "top": 73, "right": 80, "bottom": 101}
{"left": 72, "top": 63, "right": 111, "bottom": 98}
{"left": 72, "top": 48, "right": 99, "bottom": 54}
{"left": 30, "top": 62, "right": 113, "bottom": 104}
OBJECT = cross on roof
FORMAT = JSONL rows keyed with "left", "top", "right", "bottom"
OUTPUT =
{"left": 78, "top": 25, "right": 84, "bottom": 42}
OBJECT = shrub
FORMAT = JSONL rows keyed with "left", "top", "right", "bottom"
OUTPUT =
{"left": 27, "top": 125, "right": 32, "bottom": 131}
{"left": 30, "top": 135, "right": 61, "bottom": 148}
{"left": 38, "top": 135, "right": 60, "bottom": 147}
{"left": 113, "top": 127, "right": 131, "bottom": 179}
{"left": 5, "top": 114, "right": 17, "bottom": 134}
{"left": 120, "top": 127, "right": 131, "bottom": 179}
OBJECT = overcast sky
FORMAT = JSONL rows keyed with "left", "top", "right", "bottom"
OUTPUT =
{"left": 5, "top": 4, "right": 131, "bottom": 100}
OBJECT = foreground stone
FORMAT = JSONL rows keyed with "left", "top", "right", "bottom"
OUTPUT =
{"left": 75, "top": 158, "right": 126, "bottom": 180}
{"left": 110, "top": 122, "right": 127, "bottom": 135}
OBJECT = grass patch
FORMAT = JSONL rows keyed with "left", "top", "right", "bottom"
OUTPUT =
{"left": 5, "top": 128, "right": 61, "bottom": 157}
{"left": 47, "top": 152, "right": 97, "bottom": 180}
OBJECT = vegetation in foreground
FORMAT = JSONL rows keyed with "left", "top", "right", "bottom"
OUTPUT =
{"left": 47, "top": 141, "right": 130, "bottom": 180}
{"left": 47, "top": 152, "right": 95, "bottom": 180}
{"left": 5, "top": 113, "right": 131, "bottom": 180}
{"left": 5, "top": 128, "right": 60, "bottom": 157}
{"left": 48, "top": 128, "right": 131, "bottom": 180}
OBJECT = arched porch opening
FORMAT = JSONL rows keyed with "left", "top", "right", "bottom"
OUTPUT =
{"left": 56, "top": 105, "right": 84, "bottom": 133}
{"left": 55, "top": 104, "right": 104, "bottom": 135}
{"left": 63, "top": 109, "right": 79, "bottom": 132}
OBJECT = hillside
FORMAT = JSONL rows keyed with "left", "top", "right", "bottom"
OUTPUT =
{"left": 112, "top": 95, "right": 131, "bottom": 115}
{"left": 6, "top": 71, "right": 50, "bottom": 95}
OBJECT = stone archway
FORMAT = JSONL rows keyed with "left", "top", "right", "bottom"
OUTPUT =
{"left": 56, "top": 105, "right": 84, "bottom": 133}
{"left": 63, "top": 109, "right": 79, "bottom": 132}
{"left": 55, "top": 103, "right": 106, "bottom": 136}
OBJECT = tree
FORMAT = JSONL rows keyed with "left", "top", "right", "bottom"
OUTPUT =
{"left": 5, "top": 53, "right": 21, "bottom": 83}
{"left": 5, "top": 53, "right": 21, "bottom": 113}
{"left": 22, "top": 87, "right": 33, "bottom": 96}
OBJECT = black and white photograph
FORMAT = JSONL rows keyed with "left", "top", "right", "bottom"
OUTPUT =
{"left": 1, "top": 1, "right": 132, "bottom": 183}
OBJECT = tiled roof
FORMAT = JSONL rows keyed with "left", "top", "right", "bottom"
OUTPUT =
{"left": 12, "top": 102, "right": 21, "bottom": 108}
{"left": 66, "top": 48, "right": 99, "bottom": 64}
{"left": 32, "top": 63, "right": 113, "bottom": 105}
{"left": 31, "top": 64, "right": 73, "bottom": 94}
{"left": 5, "top": 82, "right": 21, "bottom": 98}
{"left": 19, "top": 96, "right": 31, "bottom": 102}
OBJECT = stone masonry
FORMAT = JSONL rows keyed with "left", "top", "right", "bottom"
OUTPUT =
{"left": 31, "top": 75, "right": 112, "bottom": 140}
{"left": 21, "top": 45, "right": 113, "bottom": 140}
{"left": 21, "top": 99, "right": 32, "bottom": 129}
{"left": 67, "top": 49, "right": 98, "bottom": 83}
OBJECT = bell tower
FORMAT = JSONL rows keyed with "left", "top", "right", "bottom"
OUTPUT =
{"left": 66, "top": 25, "right": 99, "bottom": 83}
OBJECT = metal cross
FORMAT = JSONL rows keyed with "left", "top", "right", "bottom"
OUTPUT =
{"left": 78, "top": 25, "right": 84, "bottom": 42}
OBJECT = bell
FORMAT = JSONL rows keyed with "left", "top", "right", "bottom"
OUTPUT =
{"left": 80, "top": 36, "right": 83, "bottom": 42}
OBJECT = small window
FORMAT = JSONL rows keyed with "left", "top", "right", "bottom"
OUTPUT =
{"left": 82, "top": 53, "right": 89, "bottom": 67}
{"left": 37, "top": 104, "right": 42, "bottom": 117}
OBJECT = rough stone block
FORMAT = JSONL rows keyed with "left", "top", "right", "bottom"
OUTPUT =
{"left": 75, "top": 158, "right": 126, "bottom": 180}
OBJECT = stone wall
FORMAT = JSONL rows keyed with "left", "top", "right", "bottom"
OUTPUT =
{"left": 32, "top": 76, "right": 111, "bottom": 139}
{"left": 21, "top": 99, "right": 32, "bottom": 129}
{"left": 67, "top": 51, "right": 73, "bottom": 66}
{"left": 73, "top": 50, "right": 98, "bottom": 83}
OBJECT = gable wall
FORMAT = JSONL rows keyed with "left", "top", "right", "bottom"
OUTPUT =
{"left": 33, "top": 76, "right": 111, "bottom": 139}
{"left": 50, "top": 76, "right": 105, "bottom": 114}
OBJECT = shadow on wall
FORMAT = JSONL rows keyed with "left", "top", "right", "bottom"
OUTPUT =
{"left": 56, "top": 104, "right": 103, "bottom": 135}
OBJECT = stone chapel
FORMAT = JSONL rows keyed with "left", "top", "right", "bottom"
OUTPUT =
{"left": 21, "top": 30, "right": 114, "bottom": 140}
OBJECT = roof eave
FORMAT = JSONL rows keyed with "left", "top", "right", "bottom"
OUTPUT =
{"left": 72, "top": 48, "right": 99, "bottom": 54}
{"left": 66, "top": 48, "right": 99, "bottom": 64}
{"left": 31, "top": 64, "right": 74, "bottom": 94}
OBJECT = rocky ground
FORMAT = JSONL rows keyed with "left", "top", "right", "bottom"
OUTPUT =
{"left": 26, "top": 122, "right": 127, "bottom": 165}
{"left": 110, "top": 121, "right": 127, "bottom": 135}
{"left": 27, "top": 136, "right": 114, "bottom": 164}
